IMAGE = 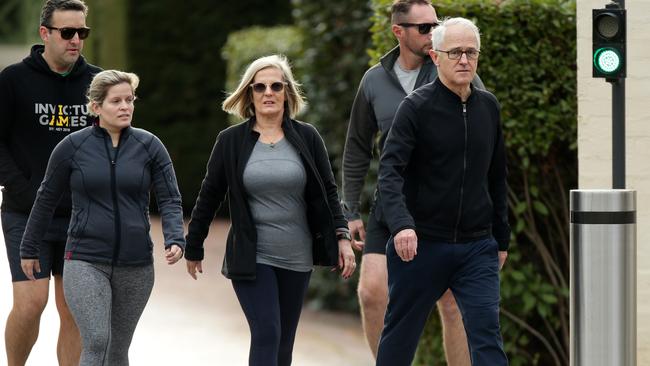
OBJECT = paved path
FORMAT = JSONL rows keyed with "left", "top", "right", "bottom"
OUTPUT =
{"left": 0, "top": 218, "right": 374, "bottom": 365}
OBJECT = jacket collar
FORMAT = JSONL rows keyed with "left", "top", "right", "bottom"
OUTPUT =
{"left": 380, "top": 46, "right": 436, "bottom": 92}
{"left": 92, "top": 124, "right": 133, "bottom": 138}
{"left": 434, "top": 77, "right": 476, "bottom": 103}
{"left": 245, "top": 113, "right": 295, "bottom": 136}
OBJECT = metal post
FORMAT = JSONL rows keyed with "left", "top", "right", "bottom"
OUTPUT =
{"left": 612, "top": 79, "right": 625, "bottom": 188}
{"left": 610, "top": 0, "right": 626, "bottom": 189}
{"left": 570, "top": 189, "right": 636, "bottom": 366}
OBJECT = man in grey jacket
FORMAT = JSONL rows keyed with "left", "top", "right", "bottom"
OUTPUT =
{"left": 342, "top": 0, "right": 483, "bottom": 363}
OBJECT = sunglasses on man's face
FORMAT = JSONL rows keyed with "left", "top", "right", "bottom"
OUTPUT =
{"left": 398, "top": 22, "right": 439, "bottom": 35}
{"left": 249, "top": 81, "right": 286, "bottom": 93}
{"left": 45, "top": 26, "right": 91, "bottom": 40}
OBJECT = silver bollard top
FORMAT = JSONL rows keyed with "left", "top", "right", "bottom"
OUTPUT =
{"left": 570, "top": 189, "right": 635, "bottom": 212}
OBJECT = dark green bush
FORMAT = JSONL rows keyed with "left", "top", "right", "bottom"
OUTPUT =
{"left": 370, "top": 0, "right": 576, "bottom": 365}
{"left": 222, "top": 26, "right": 304, "bottom": 94}
{"left": 290, "top": 0, "right": 374, "bottom": 312}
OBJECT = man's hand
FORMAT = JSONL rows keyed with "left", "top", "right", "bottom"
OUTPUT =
{"left": 394, "top": 228, "right": 417, "bottom": 262}
{"left": 348, "top": 219, "right": 366, "bottom": 251}
{"left": 498, "top": 250, "right": 508, "bottom": 270}
{"left": 21, "top": 259, "right": 41, "bottom": 281}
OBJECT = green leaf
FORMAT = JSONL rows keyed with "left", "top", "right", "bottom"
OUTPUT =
{"left": 533, "top": 200, "right": 549, "bottom": 216}
{"left": 523, "top": 292, "right": 536, "bottom": 312}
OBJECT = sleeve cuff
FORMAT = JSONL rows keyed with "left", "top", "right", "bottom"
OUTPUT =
{"left": 496, "top": 238, "right": 510, "bottom": 251}
{"left": 391, "top": 224, "right": 416, "bottom": 238}
{"left": 184, "top": 245, "right": 204, "bottom": 261}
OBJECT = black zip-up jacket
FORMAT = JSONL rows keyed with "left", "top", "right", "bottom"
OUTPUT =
{"left": 0, "top": 45, "right": 101, "bottom": 217}
{"left": 185, "top": 116, "right": 348, "bottom": 280}
{"left": 378, "top": 78, "right": 510, "bottom": 250}
{"left": 342, "top": 46, "right": 485, "bottom": 220}
{"left": 21, "top": 125, "right": 185, "bottom": 265}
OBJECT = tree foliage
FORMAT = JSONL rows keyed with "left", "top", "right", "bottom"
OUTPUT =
{"left": 222, "top": 26, "right": 304, "bottom": 95}
{"left": 290, "top": 0, "right": 374, "bottom": 310}
{"left": 369, "top": 0, "right": 577, "bottom": 364}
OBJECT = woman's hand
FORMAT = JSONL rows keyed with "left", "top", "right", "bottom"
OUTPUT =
{"left": 165, "top": 244, "right": 183, "bottom": 265}
{"left": 337, "top": 239, "right": 356, "bottom": 279}
{"left": 186, "top": 260, "right": 203, "bottom": 280}
{"left": 20, "top": 259, "right": 41, "bottom": 281}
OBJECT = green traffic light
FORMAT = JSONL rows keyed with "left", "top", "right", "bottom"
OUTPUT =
{"left": 594, "top": 47, "right": 621, "bottom": 74}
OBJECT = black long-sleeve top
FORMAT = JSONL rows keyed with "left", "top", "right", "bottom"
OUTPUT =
{"left": 378, "top": 78, "right": 510, "bottom": 250}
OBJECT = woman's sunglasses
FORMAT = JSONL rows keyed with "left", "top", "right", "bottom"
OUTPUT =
{"left": 249, "top": 82, "right": 287, "bottom": 93}
{"left": 45, "top": 26, "right": 91, "bottom": 40}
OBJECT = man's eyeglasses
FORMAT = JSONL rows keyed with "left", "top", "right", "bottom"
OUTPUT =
{"left": 398, "top": 22, "right": 439, "bottom": 35}
{"left": 436, "top": 48, "right": 480, "bottom": 60}
{"left": 45, "top": 26, "right": 91, "bottom": 40}
{"left": 250, "top": 82, "right": 287, "bottom": 93}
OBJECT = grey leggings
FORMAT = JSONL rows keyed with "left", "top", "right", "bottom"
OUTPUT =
{"left": 63, "top": 259, "right": 154, "bottom": 366}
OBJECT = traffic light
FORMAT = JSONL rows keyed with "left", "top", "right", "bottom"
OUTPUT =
{"left": 593, "top": 5, "right": 626, "bottom": 80}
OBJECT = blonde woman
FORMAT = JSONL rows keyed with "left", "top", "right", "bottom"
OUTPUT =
{"left": 185, "top": 55, "right": 355, "bottom": 366}
{"left": 20, "top": 70, "right": 185, "bottom": 365}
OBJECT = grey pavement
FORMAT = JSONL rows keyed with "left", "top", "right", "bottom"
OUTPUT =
{"left": 0, "top": 217, "right": 374, "bottom": 365}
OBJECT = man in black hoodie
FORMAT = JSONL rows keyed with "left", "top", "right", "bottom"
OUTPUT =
{"left": 376, "top": 17, "right": 509, "bottom": 365}
{"left": 0, "top": 1, "right": 99, "bottom": 365}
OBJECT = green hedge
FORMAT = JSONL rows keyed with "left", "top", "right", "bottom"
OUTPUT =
{"left": 370, "top": 1, "right": 576, "bottom": 365}
{"left": 221, "top": 25, "right": 304, "bottom": 125}
{"left": 290, "top": 0, "right": 374, "bottom": 312}
{"left": 222, "top": 26, "right": 304, "bottom": 94}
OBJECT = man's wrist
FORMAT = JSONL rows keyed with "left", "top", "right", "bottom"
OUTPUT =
{"left": 336, "top": 231, "right": 352, "bottom": 241}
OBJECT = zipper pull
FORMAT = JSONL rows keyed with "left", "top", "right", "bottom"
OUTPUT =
{"left": 111, "top": 160, "right": 116, "bottom": 165}
{"left": 462, "top": 103, "right": 467, "bottom": 114}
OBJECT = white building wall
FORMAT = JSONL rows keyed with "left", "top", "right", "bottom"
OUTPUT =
{"left": 577, "top": 1, "right": 650, "bottom": 362}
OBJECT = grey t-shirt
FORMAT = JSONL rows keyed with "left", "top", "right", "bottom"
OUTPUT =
{"left": 393, "top": 60, "right": 421, "bottom": 94}
{"left": 243, "top": 138, "right": 313, "bottom": 272}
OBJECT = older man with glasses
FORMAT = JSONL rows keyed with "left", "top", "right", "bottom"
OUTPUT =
{"left": 376, "top": 17, "right": 510, "bottom": 366}
{"left": 0, "top": 1, "right": 100, "bottom": 365}
{"left": 342, "top": 1, "right": 485, "bottom": 364}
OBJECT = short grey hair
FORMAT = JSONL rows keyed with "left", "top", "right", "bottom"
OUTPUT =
{"left": 86, "top": 70, "right": 139, "bottom": 117}
{"left": 222, "top": 54, "right": 306, "bottom": 119}
{"left": 431, "top": 17, "right": 481, "bottom": 51}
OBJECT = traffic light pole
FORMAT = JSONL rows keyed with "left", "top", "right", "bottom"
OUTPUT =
{"left": 610, "top": 0, "right": 626, "bottom": 189}
{"left": 573, "top": 2, "right": 635, "bottom": 366}
{"left": 612, "top": 78, "right": 625, "bottom": 188}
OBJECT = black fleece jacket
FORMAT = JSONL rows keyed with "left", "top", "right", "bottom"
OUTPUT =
{"left": 185, "top": 116, "right": 348, "bottom": 280}
{"left": 0, "top": 45, "right": 101, "bottom": 217}
{"left": 378, "top": 78, "right": 510, "bottom": 250}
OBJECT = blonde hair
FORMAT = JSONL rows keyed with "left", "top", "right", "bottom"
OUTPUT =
{"left": 222, "top": 54, "right": 306, "bottom": 119}
{"left": 86, "top": 70, "right": 139, "bottom": 117}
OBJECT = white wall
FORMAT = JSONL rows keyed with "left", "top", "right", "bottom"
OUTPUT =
{"left": 577, "top": 1, "right": 650, "bottom": 362}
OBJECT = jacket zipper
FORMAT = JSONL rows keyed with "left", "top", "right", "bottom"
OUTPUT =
{"left": 103, "top": 135, "right": 122, "bottom": 264}
{"left": 453, "top": 103, "right": 468, "bottom": 242}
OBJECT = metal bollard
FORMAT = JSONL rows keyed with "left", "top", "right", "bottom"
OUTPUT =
{"left": 570, "top": 189, "right": 636, "bottom": 366}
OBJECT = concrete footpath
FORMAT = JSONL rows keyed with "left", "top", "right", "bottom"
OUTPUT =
{"left": 0, "top": 218, "right": 374, "bottom": 365}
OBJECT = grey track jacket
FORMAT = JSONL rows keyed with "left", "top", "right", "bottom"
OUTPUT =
{"left": 21, "top": 125, "right": 185, "bottom": 265}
